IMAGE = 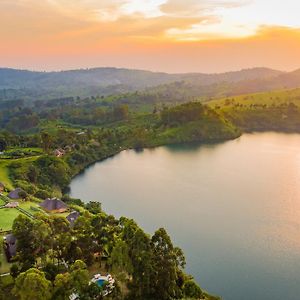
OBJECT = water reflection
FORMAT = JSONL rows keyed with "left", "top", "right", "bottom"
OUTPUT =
{"left": 70, "top": 132, "right": 300, "bottom": 300}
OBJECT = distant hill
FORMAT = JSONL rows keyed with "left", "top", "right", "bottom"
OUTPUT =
{"left": 0, "top": 68, "right": 178, "bottom": 90}
{"left": 214, "top": 69, "right": 300, "bottom": 96}
{"left": 208, "top": 88, "right": 300, "bottom": 107}
{"left": 0, "top": 67, "right": 287, "bottom": 101}
{"left": 207, "top": 88, "right": 300, "bottom": 132}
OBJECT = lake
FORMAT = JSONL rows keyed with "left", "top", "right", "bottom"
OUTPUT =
{"left": 69, "top": 132, "right": 300, "bottom": 300}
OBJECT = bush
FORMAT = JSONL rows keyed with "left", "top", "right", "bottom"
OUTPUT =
{"left": 183, "top": 280, "right": 203, "bottom": 299}
{"left": 43, "top": 263, "right": 60, "bottom": 281}
{"left": 34, "top": 189, "right": 52, "bottom": 199}
{"left": 61, "top": 194, "right": 84, "bottom": 206}
{"left": 15, "top": 180, "right": 37, "bottom": 195}
{"left": 85, "top": 201, "right": 102, "bottom": 214}
{"left": 34, "top": 156, "right": 71, "bottom": 188}
{"left": 10, "top": 264, "right": 20, "bottom": 279}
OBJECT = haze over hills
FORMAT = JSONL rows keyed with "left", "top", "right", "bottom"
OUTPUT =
{"left": 0, "top": 66, "right": 300, "bottom": 101}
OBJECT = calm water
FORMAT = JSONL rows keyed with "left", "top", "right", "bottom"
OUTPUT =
{"left": 70, "top": 132, "right": 300, "bottom": 300}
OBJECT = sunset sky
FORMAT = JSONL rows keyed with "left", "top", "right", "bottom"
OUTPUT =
{"left": 1, "top": 0, "right": 300, "bottom": 73}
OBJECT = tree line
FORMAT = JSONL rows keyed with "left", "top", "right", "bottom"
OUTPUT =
{"left": 2, "top": 202, "right": 203, "bottom": 300}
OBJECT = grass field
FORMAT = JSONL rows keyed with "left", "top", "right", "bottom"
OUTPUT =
{"left": 0, "top": 198, "right": 5, "bottom": 206}
{"left": 0, "top": 161, "right": 13, "bottom": 190}
{"left": 208, "top": 88, "right": 300, "bottom": 109}
{"left": 5, "top": 147, "right": 43, "bottom": 153}
{"left": 0, "top": 155, "right": 41, "bottom": 192}
{"left": 0, "top": 208, "right": 22, "bottom": 232}
{"left": 18, "top": 201, "right": 43, "bottom": 215}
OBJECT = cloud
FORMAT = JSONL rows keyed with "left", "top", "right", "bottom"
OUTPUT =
{"left": 0, "top": 0, "right": 255, "bottom": 44}
{"left": 160, "top": 0, "right": 247, "bottom": 17}
{"left": 47, "top": 0, "right": 167, "bottom": 22}
{"left": 1, "top": 0, "right": 300, "bottom": 73}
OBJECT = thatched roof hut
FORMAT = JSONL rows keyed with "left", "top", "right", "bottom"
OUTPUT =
{"left": 5, "top": 202, "right": 19, "bottom": 208}
{"left": 66, "top": 211, "right": 80, "bottom": 227}
{"left": 0, "top": 182, "right": 4, "bottom": 192}
{"left": 40, "top": 197, "right": 68, "bottom": 213}
{"left": 4, "top": 234, "right": 17, "bottom": 261}
{"left": 8, "top": 188, "right": 24, "bottom": 199}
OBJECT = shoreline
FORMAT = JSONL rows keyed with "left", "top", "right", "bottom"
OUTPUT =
{"left": 66, "top": 134, "right": 242, "bottom": 192}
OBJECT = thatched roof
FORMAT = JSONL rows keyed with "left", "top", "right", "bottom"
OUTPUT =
{"left": 5, "top": 202, "right": 19, "bottom": 208}
{"left": 40, "top": 197, "right": 67, "bottom": 211}
{"left": 4, "top": 234, "right": 17, "bottom": 259}
{"left": 66, "top": 211, "right": 80, "bottom": 226}
{"left": 0, "top": 182, "right": 4, "bottom": 188}
{"left": 8, "top": 188, "right": 24, "bottom": 199}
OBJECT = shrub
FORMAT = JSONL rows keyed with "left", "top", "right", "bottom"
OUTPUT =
{"left": 183, "top": 280, "right": 203, "bottom": 299}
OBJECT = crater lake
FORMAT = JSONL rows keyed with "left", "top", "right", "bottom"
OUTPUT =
{"left": 70, "top": 132, "right": 300, "bottom": 300}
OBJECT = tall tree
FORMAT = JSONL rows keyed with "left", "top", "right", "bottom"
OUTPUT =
{"left": 40, "top": 132, "right": 53, "bottom": 153}
{"left": 13, "top": 268, "right": 52, "bottom": 300}
{"left": 150, "top": 228, "right": 186, "bottom": 300}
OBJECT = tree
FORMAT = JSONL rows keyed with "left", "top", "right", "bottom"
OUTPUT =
{"left": 34, "top": 156, "right": 71, "bottom": 188}
{"left": 48, "top": 216, "right": 72, "bottom": 264}
{"left": 27, "top": 165, "right": 38, "bottom": 183}
{"left": 40, "top": 132, "right": 53, "bottom": 153}
{"left": 0, "top": 138, "right": 7, "bottom": 152}
{"left": 13, "top": 268, "right": 52, "bottom": 300}
{"left": 12, "top": 215, "right": 36, "bottom": 267}
{"left": 121, "top": 218, "right": 153, "bottom": 299}
{"left": 69, "top": 260, "right": 90, "bottom": 297}
{"left": 150, "top": 228, "right": 186, "bottom": 300}
{"left": 108, "top": 239, "right": 133, "bottom": 277}
{"left": 43, "top": 262, "right": 60, "bottom": 281}
{"left": 113, "top": 105, "right": 129, "bottom": 121}
{"left": 53, "top": 260, "right": 91, "bottom": 299}
{"left": 86, "top": 201, "right": 102, "bottom": 214}
{"left": 18, "top": 190, "right": 28, "bottom": 200}
{"left": 12, "top": 215, "right": 51, "bottom": 268}
{"left": 183, "top": 280, "right": 203, "bottom": 299}
{"left": 53, "top": 272, "right": 73, "bottom": 300}
{"left": 10, "top": 263, "right": 20, "bottom": 279}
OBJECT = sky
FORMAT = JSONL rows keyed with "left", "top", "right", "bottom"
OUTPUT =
{"left": 1, "top": 0, "right": 300, "bottom": 73}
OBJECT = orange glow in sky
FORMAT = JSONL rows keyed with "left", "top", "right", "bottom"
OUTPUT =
{"left": 1, "top": 0, "right": 300, "bottom": 72}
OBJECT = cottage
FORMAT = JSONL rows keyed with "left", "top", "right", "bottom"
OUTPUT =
{"left": 5, "top": 201, "right": 19, "bottom": 208}
{"left": 3, "top": 234, "right": 17, "bottom": 262}
{"left": 40, "top": 197, "right": 68, "bottom": 213}
{"left": 0, "top": 182, "right": 5, "bottom": 192}
{"left": 53, "top": 148, "right": 65, "bottom": 157}
{"left": 66, "top": 211, "right": 80, "bottom": 227}
{"left": 8, "top": 188, "right": 24, "bottom": 199}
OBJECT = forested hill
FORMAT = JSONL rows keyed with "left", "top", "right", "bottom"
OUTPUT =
{"left": 0, "top": 67, "right": 285, "bottom": 100}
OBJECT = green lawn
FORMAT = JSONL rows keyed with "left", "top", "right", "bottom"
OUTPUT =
{"left": 208, "top": 88, "right": 300, "bottom": 109}
{"left": 0, "top": 208, "right": 22, "bottom": 232}
{"left": 52, "top": 211, "right": 70, "bottom": 218}
{"left": 6, "top": 147, "right": 43, "bottom": 153}
{"left": 18, "top": 201, "right": 43, "bottom": 215}
{"left": 0, "top": 161, "right": 13, "bottom": 190}
{"left": 0, "top": 155, "right": 41, "bottom": 192}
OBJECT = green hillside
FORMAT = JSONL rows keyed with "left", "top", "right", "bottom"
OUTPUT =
{"left": 208, "top": 88, "right": 300, "bottom": 108}
{"left": 208, "top": 88, "right": 300, "bottom": 132}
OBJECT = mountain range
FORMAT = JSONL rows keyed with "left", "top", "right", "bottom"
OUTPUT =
{"left": 0, "top": 67, "right": 300, "bottom": 101}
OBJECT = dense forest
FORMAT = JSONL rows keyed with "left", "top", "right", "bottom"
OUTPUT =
{"left": 1, "top": 206, "right": 206, "bottom": 300}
